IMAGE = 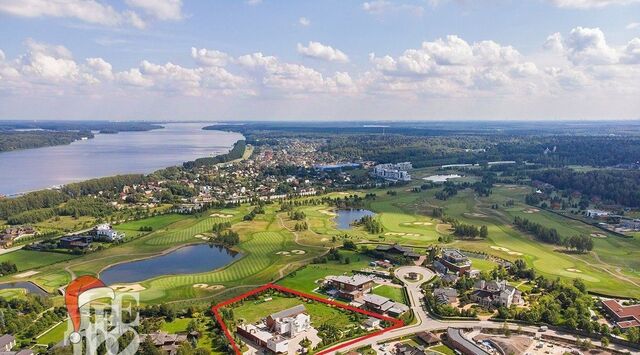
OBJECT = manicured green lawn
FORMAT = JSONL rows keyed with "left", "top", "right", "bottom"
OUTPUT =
{"left": 36, "top": 321, "right": 67, "bottom": 345}
{"left": 115, "top": 213, "right": 185, "bottom": 233}
{"left": 371, "top": 285, "right": 407, "bottom": 304}
{"left": 161, "top": 318, "right": 192, "bottom": 333}
{"left": 429, "top": 344, "right": 456, "bottom": 355}
{"left": 468, "top": 256, "right": 498, "bottom": 272}
{"left": 0, "top": 250, "right": 76, "bottom": 271}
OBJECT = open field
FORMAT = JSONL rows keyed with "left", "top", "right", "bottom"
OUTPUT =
{"left": 36, "top": 321, "right": 67, "bottom": 345}
{"left": 0, "top": 250, "right": 77, "bottom": 271}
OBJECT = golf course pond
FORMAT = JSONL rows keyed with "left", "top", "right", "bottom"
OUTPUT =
{"left": 335, "top": 209, "right": 376, "bottom": 229}
{"left": 100, "top": 243, "right": 242, "bottom": 285}
{"left": 0, "top": 281, "right": 49, "bottom": 296}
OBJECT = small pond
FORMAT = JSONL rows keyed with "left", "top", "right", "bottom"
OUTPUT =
{"left": 99, "top": 243, "right": 242, "bottom": 285}
{"left": 0, "top": 281, "right": 49, "bottom": 296}
{"left": 334, "top": 209, "right": 376, "bottom": 230}
{"left": 423, "top": 174, "right": 462, "bottom": 182}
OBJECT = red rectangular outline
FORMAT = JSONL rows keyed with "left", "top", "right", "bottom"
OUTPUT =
{"left": 212, "top": 283, "right": 404, "bottom": 355}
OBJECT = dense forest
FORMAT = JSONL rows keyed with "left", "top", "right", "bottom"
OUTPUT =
{"left": 0, "top": 130, "right": 92, "bottom": 152}
{"left": 530, "top": 169, "right": 640, "bottom": 207}
{"left": 183, "top": 140, "right": 247, "bottom": 169}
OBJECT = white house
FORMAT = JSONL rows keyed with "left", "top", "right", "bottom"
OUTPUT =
{"left": 94, "top": 224, "right": 124, "bottom": 242}
{"left": 267, "top": 305, "right": 311, "bottom": 337}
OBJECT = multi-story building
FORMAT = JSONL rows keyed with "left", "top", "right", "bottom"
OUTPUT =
{"left": 602, "top": 299, "right": 640, "bottom": 329}
{"left": 266, "top": 305, "right": 311, "bottom": 337}
{"left": 325, "top": 274, "right": 376, "bottom": 300}
{"left": 373, "top": 162, "right": 412, "bottom": 182}
{"left": 470, "top": 280, "right": 521, "bottom": 308}
{"left": 436, "top": 249, "right": 472, "bottom": 276}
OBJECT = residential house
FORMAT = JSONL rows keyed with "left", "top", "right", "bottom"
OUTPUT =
{"left": 416, "top": 332, "right": 440, "bottom": 346}
{"left": 325, "top": 274, "right": 376, "bottom": 300}
{"left": 0, "top": 335, "right": 15, "bottom": 352}
{"left": 433, "top": 287, "right": 458, "bottom": 305}
{"left": 375, "top": 244, "right": 421, "bottom": 259}
{"left": 470, "top": 280, "right": 521, "bottom": 308}
{"left": 362, "top": 294, "right": 409, "bottom": 317}
{"left": 266, "top": 305, "right": 311, "bottom": 337}
{"left": 393, "top": 343, "right": 425, "bottom": 355}
{"left": 141, "top": 332, "right": 188, "bottom": 355}
{"left": 58, "top": 236, "right": 93, "bottom": 250}
{"left": 93, "top": 224, "right": 124, "bottom": 242}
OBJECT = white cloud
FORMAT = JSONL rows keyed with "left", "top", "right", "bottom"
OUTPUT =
{"left": 564, "top": 27, "right": 619, "bottom": 64}
{"left": 125, "top": 0, "right": 183, "bottom": 21}
{"left": 299, "top": 17, "right": 310, "bottom": 26}
{"left": 0, "top": 0, "right": 146, "bottom": 28}
{"left": 17, "top": 40, "right": 98, "bottom": 84}
{"left": 549, "top": 0, "right": 640, "bottom": 8}
{"left": 86, "top": 57, "right": 113, "bottom": 80}
{"left": 362, "top": 0, "right": 424, "bottom": 16}
{"left": 191, "top": 47, "right": 231, "bottom": 67}
{"left": 628, "top": 22, "right": 640, "bottom": 30}
{"left": 246, "top": 0, "right": 262, "bottom": 5}
{"left": 297, "top": 41, "right": 349, "bottom": 63}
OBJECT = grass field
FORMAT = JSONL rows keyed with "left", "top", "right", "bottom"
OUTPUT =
{"left": 161, "top": 318, "right": 192, "bottom": 333}
{"left": 371, "top": 285, "right": 407, "bottom": 304}
{"left": 0, "top": 250, "right": 77, "bottom": 271}
{"left": 428, "top": 344, "right": 456, "bottom": 355}
{"left": 36, "top": 321, "right": 67, "bottom": 345}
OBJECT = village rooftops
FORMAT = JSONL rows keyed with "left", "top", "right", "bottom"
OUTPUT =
{"left": 269, "top": 304, "right": 306, "bottom": 320}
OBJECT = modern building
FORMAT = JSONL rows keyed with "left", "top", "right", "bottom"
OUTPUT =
{"left": 602, "top": 299, "right": 640, "bottom": 329}
{"left": 437, "top": 249, "right": 472, "bottom": 275}
{"left": 238, "top": 305, "right": 311, "bottom": 354}
{"left": 445, "top": 328, "right": 490, "bottom": 355}
{"left": 373, "top": 163, "right": 412, "bottom": 182}
{"left": 586, "top": 209, "right": 610, "bottom": 219}
{"left": 58, "top": 236, "right": 93, "bottom": 249}
{"left": 362, "top": 294, "right": 409, "bottom": 317}
{"left": 325, "top": 274, "right": 376, "bottom": 300}
{"left": 0, "top": 335, "right": 16, "bottom": 352}
{"left": 266, "top": 305, "right": 311, "bottom": 337}
{"left": 93, "top": 224, "right": 124, "bottom": 242}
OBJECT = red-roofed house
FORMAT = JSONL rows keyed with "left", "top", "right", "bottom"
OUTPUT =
{"left": 602, "top": 299, "right": 640, "bottom": 329}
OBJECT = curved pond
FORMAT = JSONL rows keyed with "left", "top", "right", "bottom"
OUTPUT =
{"left": 335, "top": 209, "right": 376, "bottom": 229}
{"left": 0, "top": 281, "right": 49, "bottom": 296}
{"left": 99, "top": 243, "right": 241, "bottom": 285}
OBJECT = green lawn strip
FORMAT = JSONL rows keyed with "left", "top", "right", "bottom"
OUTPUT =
{"left": 371, "top": 284, "right": 407, "bottom": 304}
{"left": 428, "top": 344, "right": 456, "bottom": 355}
{"left": 0, "top": 250, "right": 77, "bottom": 272}
{"left": 114, "top": 213, "right": 186, "bottom": 233}
{"left": 36, "top": 320, "right": 67, "bottom": 345}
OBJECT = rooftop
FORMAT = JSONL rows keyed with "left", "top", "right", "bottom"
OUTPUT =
{"left": 269, "top": 304, "right": 306, "bottom": 320}
{"left": 326, "top": 274, "right": 374, "bottom": 287}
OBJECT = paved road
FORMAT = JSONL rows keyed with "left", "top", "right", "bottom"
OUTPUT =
{"left": 333, "top": 266, "right": 634, "bottom": 355}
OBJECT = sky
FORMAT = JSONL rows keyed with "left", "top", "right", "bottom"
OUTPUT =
{"left": 0, "top": 0, "right": 639, "bottom": 121}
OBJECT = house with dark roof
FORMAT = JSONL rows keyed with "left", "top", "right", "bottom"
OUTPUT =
{"left": 376, "top": 244, "right": 421, "bottom": 259}
{"left": 433, "top": 287, "right": 458, "bottom": 305}
{"left": 362, "top": 294, "right": 409, "bottom": 317}
{"left": 602, "top": 299, "right": 640, "bottom": 329}
{"left": 394, "top": 342, "right": 426, "bottom": 355}
{"left": 141, "top": 331, "right": 188, "bottom": 355}
{"left": 325, "top": 274, "right": 376, "bottom": 300}
{"left": 416, "top": 332, "right": 440, "bottom": 346}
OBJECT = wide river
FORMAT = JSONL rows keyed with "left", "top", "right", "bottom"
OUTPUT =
{"left": 0, "top": 123, "right": 243, "bottom": 195}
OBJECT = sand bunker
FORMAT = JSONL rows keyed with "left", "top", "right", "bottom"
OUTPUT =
{"left": 566, "top": 268, "right": 582, "bottom": 273}
{"left": 490, "top": 246, "right": 523, "bottom": 256}
{"left": 111, "top": 284, "right": 146, "bottom": 292}
{"left": 193, "top": 284, "right": 224, "bottom": 291}
{"left": 436, "top": 224, "right": 452, "bottom": 233}
{"left": 194, "top": 234, "right": 209, "bottom": 240}
{"left": 590, "top": 233, "right": 607, "bottom": 238}
{"left": 276, "top": 251, "right": 291, "bottom": 255}
{"left": 321, "top": 238, "right": 329, "bottom": 242}
{"left": 405, "top": 222, "right": 433, "bottom": 226}
{"left": 319, "top": 209, "right": 337, "bottom": 216}
{"left": 291, "top": 250, "right": 306, "bottom": 255}
{"left": 13, "top": 271, "right": 39, "bottom": 279}
{"left": 210, "top": 213, "right": 233, "bottom": 218}
{"left": 385, "top": 232, "right": 421, "bottom": 237}
{"left": 523, "top": 208, "right": 540, "bottom": 214}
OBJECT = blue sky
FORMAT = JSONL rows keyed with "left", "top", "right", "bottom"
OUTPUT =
{"left": 0, "top": 0, "right": 639, "bottom": 120}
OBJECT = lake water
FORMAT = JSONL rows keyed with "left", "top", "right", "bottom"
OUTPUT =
{"left": 0, "top": 281, "right": 49, "bottom": 296}
{"left": 423, "top": 174, "right": 462, "bottom": 182}
{"left": 0, "top": 123, "right": 243, "bottom": 195}
{"left": 99, "top": 243, "right": 242, "bottom": 285}
{"left": 335, "top": 209, "right": 376, "bottom": 229}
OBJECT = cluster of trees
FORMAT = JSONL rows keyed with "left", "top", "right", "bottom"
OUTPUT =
{"left": 210, "top": 222, "right": 239, "bottom": 246}
{"left": 243, "top": 205, "right": 265, "bottom": 221}
{"left": 6, "top": 197, "right": 115, "bottom": 224}
{"left": 138, "top": 226, "right": 154, "bottom": 232}
{"left": 326, "top": 193, "right": 376, "bottom": 209}
{"left": 514, "top": 216, "right": 562, "bottom": 245}
{"left": 312, "top": 247, "right": 353, "bottom": 265}
{"left": 530, "top": 169, "right": 640, "bottom": 207}
{"left": 288, "top": 210, "right": 306, "bottom": 220}
{"left": 62, "top": 174, "right": 146, "bottom": 197}
{"left": 0, "top": 190, "right": 67, "bottom": 220}
{"left": 0, "top": 261, "right": 17, "bottom": 276}
{"left": 452, "top": 222, "right": 488, "bottom": 239}
{"left": 0, "top": 294, "right": 60, "bottom": 346}
{"left": 564, "top": 235, "right": 594, "bottom": 253}
{"left": 356, "top": 215, "right": 383, "bottom": 234}
{"left": 294, "top": 221, "right": 308, "bottom": 231}
{"left": 183, "top": 140, "right": 246, "bottom": 169}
